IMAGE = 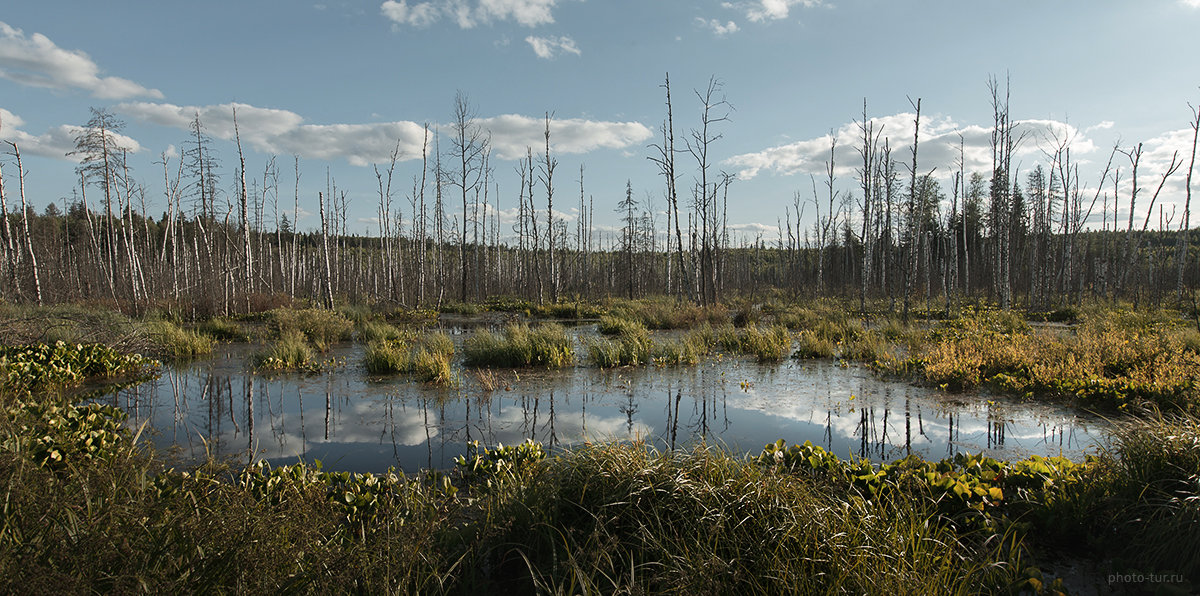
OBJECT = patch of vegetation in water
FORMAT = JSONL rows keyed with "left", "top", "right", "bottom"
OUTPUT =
{"left": 1, "top": 348, "right": 1196, "bottom": 595}
{"left": 139, "top": 319, "right": 215, "bottom": 360}
{"left": 264, "top": 308, "right": 353, "bottom": 351}
{"left": 0, "top": 341, "right": 158, "bottom": 393}
{"left": 252, "top": 330, "right": 320, "bottom": 372}
{"left": 463, "top": 323, "right": 574, "bottom": 368}
{"left": 364, "top": 331, "right": 455, "bottom": 385}
{"left": 878, "top": 307, "right": 1200, "bottom": 411}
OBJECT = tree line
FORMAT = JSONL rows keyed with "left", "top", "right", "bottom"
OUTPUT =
{"left": 0, "top": 75, "right": 1197, "bottom": 316}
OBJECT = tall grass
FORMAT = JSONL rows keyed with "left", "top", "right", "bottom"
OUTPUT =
{"left": 605, "top": 297, "right": 729, "bottom": 329}
{"left": 716, "top": 324, "right": 792, "bottom": 362}
{"left": 364, "top": 331, "right": 455, "bottom": 385}
{"left": 5, "top": 375, "right": 1196, "bottom": 592}
{"left": 140, "top": 319, "right": 214, "bottom": 360}
{"left": 464, "top": 323, "right": 574, "bottom": 368}
{"left": 266, "top": 308, "right": 353, "bottom": 351}
{"left": 881, "top": 308, "right": 1200, "bottom": 410}
{"left": 252, "top": 330, "right": 317, "bottom": 371}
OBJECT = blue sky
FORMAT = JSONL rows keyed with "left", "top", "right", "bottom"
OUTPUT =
{"left": 2, "top": 1, "right": 1199, "bottom": 241}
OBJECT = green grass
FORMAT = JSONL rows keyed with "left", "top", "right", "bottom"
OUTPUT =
{"left": 793, "top": 329, "right": 837, "bottom": 359}
{"left": 265, "top": 308, "right": 353, "bottom": 351}
{"left": 3, "top": 366, "right": 1198, "bottom": 593}
{"left": 252, "top": 330, "right": 317, "bottom": 372}
{"left": 716, "top": 324, "right": 792, "bottom": 362}
{"left": 364, "top": 331, "right": 455, "bottom": 385}
{"left": 876, "top": 307, "right": 1200, "bottom": 410}
{"left": 356, "top": 319, "right": 405, "bottom": 343}
{"left": 140, "top": 320, "right": 215, "bottom": 360}
{"left": 605, "top": 297, "right": 730, "bottom": 330}
{"left": 597, "top": 314, "right": 647, "bottom": 336}
{"left": 198, "top": 317, "right": 248, "bottom": 341}
{"left": 463, "top": 323, "right": 574, "bottom": 368}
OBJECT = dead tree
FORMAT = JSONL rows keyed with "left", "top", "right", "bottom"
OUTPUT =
{"left": 540, "top": 113, "right": 559, "bottom": 303}
{"left": 648, "top": 73, "right": 691, "bottom": 302}
{"left": 1178, "top": 102, "right": 1200, "bottom": 301}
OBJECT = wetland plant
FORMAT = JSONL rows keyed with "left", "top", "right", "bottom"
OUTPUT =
{"left": 364, "top": 331, "right": 455, "bottom": 384}
{"left": 464, "top": 323, "right": 574, "bottom": 368}
{"left": 252, "top": 330, "right": 317, "bottom": 371}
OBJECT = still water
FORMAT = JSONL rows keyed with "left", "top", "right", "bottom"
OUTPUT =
{"left": 107, "top": 340, "right": 1106, "bottom": 474}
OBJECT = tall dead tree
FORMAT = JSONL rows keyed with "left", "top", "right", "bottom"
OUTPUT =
{"left": 540, "top": 113, "right": 559, "bottom": 303}
{"left": 649, "top": 73, "right": 691, "bottom": 302}
{"left": 233, "top": 107, "right": 252, "bottom": 311}
{"left": 1178, "top": 103, "right": 1200, "bottom": 301}
{"left": 902, "top": 98, "right": 922, "bottom": 319}
{"left": 686, "top": 76, "right": 731, "bottom": 306}
{"left": 449, "top": 91, "right": 488, "bottom": 303}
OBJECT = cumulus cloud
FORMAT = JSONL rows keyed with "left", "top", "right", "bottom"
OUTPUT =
{"left": 0, "top": 107, "right": 142, "bottom": 160}
{"left": 381, "top": 0, "right": 559, "bottom": 29}
{"left": 725, "top": 112, "right": 1099, "bottom": 182}
{"left": 117, "top": 101, "right": 651, "bottom": 166}
{"left": 473, "top": 114, "right": 652, "bottom": 160}
{"left": 118, "top": 101, "right": 426, "bottom": 166}
{"left": 696, "top": 18, "right": 739, "bottom": 36}
{"left": 0, "top": 21, "right": 162, "bottom": 100}
{"left": 524, "top": 35, "right": 580, "bottom": 59}
{"left": 722, "top": 0, "right": 824, "bottom": 23}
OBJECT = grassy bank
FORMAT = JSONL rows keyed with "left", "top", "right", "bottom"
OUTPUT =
{"left": 2, "top": 376, "right": 1196, "bottom": 592}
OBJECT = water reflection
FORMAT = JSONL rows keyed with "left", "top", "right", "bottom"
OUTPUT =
{"left": 108, "top": 344, "right": 1106, "bottom": 474}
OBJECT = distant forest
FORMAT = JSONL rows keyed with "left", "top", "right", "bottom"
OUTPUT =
{"left": 1, "top": 77, "right": 1197, "bottom": 316}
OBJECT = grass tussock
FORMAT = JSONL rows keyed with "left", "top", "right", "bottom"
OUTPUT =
{"left": 140, "top": 319, "right": 214, "bottom": 360}
{"left": 605, "top": 297, "right": 729, "bottom": 330}
{"left": 717, "top": 324, "right": 792, "bottom": 362}
{"left": 590, "top": 326, "right": 714, "bottom": 367}
{"left": 197, "top": 317, "right": 247, "bottom": 342}
{"left": 252, "top": 330, "right": 318, "bottom": 372}
{"left": 266, "top": 308, "right": 353, "bottom": 351}
{"left": 356, "top": 319, "right": 405, "bottom": 343}
{"left": 463, "top": 323, "right": 574, "bottom": 368}
{"left": 364, "top": 331, "right": 455, "bottom": 385}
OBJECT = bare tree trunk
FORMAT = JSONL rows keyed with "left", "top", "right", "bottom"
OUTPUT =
{"left": 903, "top": 98, "right": 921, "bottom": 319}
{"left": 7, "top": 143, "right": 41, "bottom": 304}
{"left": 319, "top": 191, "right": 334, "bottom": 309}
{"left": 1177, "top": 104, "right": 1199, "bottom": 301}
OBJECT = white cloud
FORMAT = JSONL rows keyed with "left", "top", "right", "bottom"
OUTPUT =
{"left": 473, "top": 114, "right": 652, "bottom": 160}
{"left": 1182, "top": 0, "right": 1200, "bottom": 8}
{"left": 381, "top": 0, "right": 558, "bottom": 29}
{"left": 725, "top": 112, "right": 1097, "bottom": 182}
{"left": 696, "top": 18, "right": 740, "bottom": 36}
{"left": 722, "top": 0, "right": 824, "bottom": 23}
{"left": 380, "top": 1, "right": 441, "bottom": 27}
{"left": 0, "top": 107, "right": 142, "bottom": 160}
{"left": 524, "top": 35, "right": 580, "bottom": 59}
{"left": 1085, "top": 120, "right": 1115, "bottom": 133}
{"left": 118, "top": 101, "right": 651, "bottom": 166}
{"left": 118, "top": 101, "right": 427, "bottom": 166}
{"left": 0, "top": 21, "right": 162, "bottom": 100}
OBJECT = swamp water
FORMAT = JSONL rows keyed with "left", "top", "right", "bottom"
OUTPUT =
{"left": 105, "top": 330, "right": 1107, "bottom": 474}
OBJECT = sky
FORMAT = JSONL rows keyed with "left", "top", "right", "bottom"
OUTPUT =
{"left": 2, "top": 1, "right": 1199, "bottom": 243}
